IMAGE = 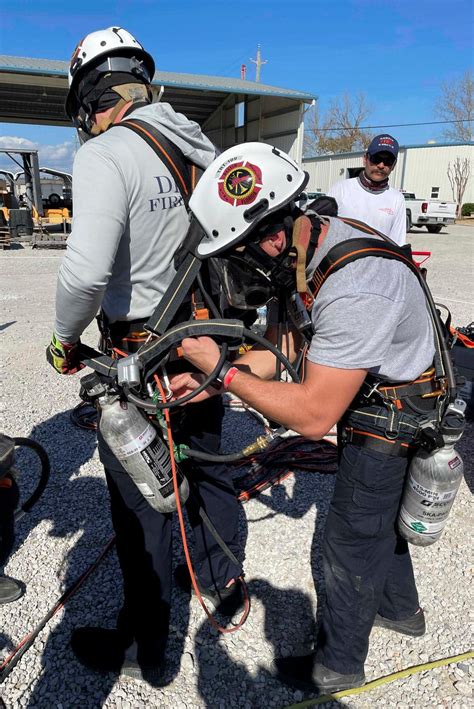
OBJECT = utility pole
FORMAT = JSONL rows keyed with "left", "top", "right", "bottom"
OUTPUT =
{"left": 250, "top": 44, "right": 267, "bottom": 82}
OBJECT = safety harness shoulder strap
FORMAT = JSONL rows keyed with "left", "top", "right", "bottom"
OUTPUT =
{"left": 119, "top": 118, "right": 195, "bottom": 207}
{"left": 115, "top": 118, "right": 209, "bottom": 333}
{"left": 308, "top": 215, "right": 449, "bottom": 385}
{"left": 307, "top": 218, "right": 457, "bottom": 455}
{"left": 308, "top": 232, "right": 441, "bottom": 397}
{"left": 310, "top": 235, "right": 419, "bottom": 300}
{"left": 311, "top": 219, "right": 453, "bottom": 394}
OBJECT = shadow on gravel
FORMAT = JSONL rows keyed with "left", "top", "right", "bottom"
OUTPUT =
{"left": 3, "top": 410, "right": 125, "bottom": 707}
{"left": 194, "top": 578, "right": 343, "bottom": 708}
{"left": 0, "top": 633, "right": 13, "bottom": 658}
{"left": 250, "top": 467, "right": 336, "bottom": 625}
{"left": 192, "top": 469, "right": 340, "bottom": 708}
{"left": 0, "top": 321, "right": 16, "bottom": 333}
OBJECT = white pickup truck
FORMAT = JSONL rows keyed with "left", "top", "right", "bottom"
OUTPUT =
{"left": 402, "top": 192, "right": 457, "bottom": 233}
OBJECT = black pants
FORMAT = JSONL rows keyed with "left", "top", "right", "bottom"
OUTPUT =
{"left": 0, "top": 477, "right": 19, "bottom": 571}
{"left": 315, "top": 441, "right": 419, "bottom": 674}
{"left": 97, "top": 397, "right": 241, "bottom": 666}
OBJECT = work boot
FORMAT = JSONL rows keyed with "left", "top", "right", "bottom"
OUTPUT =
{"left": 0, "top": 576, "right": 24, "bottom": 605}
{"left": 174, "top": 563, "right": 244, "bottom": 615}
{"left": 271, "top": 652, "right": 365, "bottom": 693}
{"left": 70, "top": 628, "right": 165, "bottom": 685}
{"left": 373, "top": 607, "right": 426, "bottom": 637}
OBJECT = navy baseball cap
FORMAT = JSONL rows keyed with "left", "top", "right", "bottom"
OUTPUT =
{"left": 367, "top": 134, "right": 399, "bottom": 158}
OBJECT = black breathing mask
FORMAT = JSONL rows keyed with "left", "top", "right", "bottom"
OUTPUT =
{"left": 211, "top": 231, "right": 300, "bottom": 311}
{"left": 211, "top": 251, "right": 275, "bottom": 310}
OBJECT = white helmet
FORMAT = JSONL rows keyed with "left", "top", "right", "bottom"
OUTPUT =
{"left": 190, "top": 142, "right": 308, "bottom": 257}
{"left": 66, "top": 26, "right": 155, "bottom": 120}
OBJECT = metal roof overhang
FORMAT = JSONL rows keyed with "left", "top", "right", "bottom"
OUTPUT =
{"left": 0, "top": 56, "right": 314, "bottom": 128}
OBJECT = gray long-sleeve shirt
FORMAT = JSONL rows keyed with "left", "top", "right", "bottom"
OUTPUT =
{"left": 54, "top": 102, "right": 216, "bottom": 342}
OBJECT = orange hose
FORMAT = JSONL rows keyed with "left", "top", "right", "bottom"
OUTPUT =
{"left": 153, "top": 375, "right": 250, "bottom": 633}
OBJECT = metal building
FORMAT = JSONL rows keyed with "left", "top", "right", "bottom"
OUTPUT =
{"left": 0, "top": 55, "right": 314, "bottom": 164}
{"left": 303, "top": 142, "right": 474, "bottom": 203}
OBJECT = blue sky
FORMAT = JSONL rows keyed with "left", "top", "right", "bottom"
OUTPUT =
{"left": 0, "top": 0, "right": 472, "bottom": 172}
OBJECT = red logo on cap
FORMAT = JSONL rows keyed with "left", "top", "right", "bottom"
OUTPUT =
{"left": 218, "top": 161, "right": 263, "bottom": 206}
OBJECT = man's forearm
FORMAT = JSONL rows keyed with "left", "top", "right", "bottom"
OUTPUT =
{"left": 235, "top": 324, "right": 302, "bottom": 380}
{"left": 54, "top": 279, "right": 104, "bottom": 343}
{"left": 224, "top": 367, "right": 319, "bottom": 439}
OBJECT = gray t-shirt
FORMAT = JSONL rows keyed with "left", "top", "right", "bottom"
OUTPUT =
{"left": 306, "top": 218, "right": 434, "bottom": 382}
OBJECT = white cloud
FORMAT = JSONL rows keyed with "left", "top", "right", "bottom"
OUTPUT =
{"left": 40, "top": 142, "right": 77, "bottom": 170}
{"left": 0, "top": 136, "right": 37, "bottom": 150}
{"left": 0, "top": 136, "right": 76, "bottom": 174}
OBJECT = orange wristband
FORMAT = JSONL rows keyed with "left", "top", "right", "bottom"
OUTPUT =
{"left": 223, "top": 366, "right": 239, "bottom": 390}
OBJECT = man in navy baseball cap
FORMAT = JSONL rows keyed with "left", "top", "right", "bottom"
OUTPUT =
{"left": 367, "top": 134, "right": 399, "bottom": 160}
{"left": 328, "top": 132, "right": 406, "bottom": 244}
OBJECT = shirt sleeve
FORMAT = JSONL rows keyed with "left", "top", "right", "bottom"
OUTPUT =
{"left": 54, "top": 142, "right": 128, "bottom": 342}
{"left": 307, "top": 290, "right": 406, "bottom": 370}
{"left": 389, "top": 192, "right": 407, "bottom": 246}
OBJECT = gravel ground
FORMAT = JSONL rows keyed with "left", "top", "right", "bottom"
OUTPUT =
{"left": 0, "top": 224, "right": 472, "bottom": 708}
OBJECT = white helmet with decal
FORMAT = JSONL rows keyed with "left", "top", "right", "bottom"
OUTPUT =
{"left": 190, "top": 142, "right": 308, "bottom": 257}
{"left": 66, "top": 26, "right": 155, "bottom": 120}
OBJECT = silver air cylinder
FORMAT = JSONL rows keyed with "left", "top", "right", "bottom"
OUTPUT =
{"left": 98, "top": 395, "right": 189, "bottom": 513}
{"left": 398, "top": 402, "right": 465, "bottom": 546}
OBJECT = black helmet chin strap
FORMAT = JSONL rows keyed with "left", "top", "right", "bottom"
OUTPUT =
{"left": 72, "top": 62, "right": 152, "bottom": 136}
{"left": 88, "top": 83, "right": 151, "bottom": 136}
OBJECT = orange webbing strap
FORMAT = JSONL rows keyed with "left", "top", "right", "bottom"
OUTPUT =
{"left": 366, "top": 366, "right": 445, "bottom": 408}
{"left": 451, "top": 326, "right": 474, "bottom": 348}
{"left": 119, "top": 118, "right": 193, "bottom": 205}
{"left": 343, "top": 427, "right": 415, "bottom": 457}
{"left": 191, "top": 290, "right": 209, "bottom": 320}
{"left": 337, "top": 216, "right": 389, "bottom": 240}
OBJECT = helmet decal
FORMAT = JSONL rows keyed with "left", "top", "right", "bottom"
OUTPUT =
{"left": 190, "top": 142, "right": 308, "bottom": 257}
{"left": 70, "top": 38, "right": 85, "bottom": 77}
{"left": 218, "top": 161, "right": 263, "bottom": 207}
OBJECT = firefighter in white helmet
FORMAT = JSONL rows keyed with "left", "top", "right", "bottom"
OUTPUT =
{"left": 46, "top": 27, "right": 245, "bottom": 683}
{"left": 171, "top": 142, "right": 437, "bottom": 695}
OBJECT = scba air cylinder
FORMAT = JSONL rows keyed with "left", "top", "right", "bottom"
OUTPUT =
{"left": 98, "top": 396, "right": 189, "bottom": 513}
{"left": 398, "top": 407, "right": 465, "bottom": 547}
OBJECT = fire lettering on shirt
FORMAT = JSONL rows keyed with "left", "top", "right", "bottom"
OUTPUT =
{"left": 149, "top": 175, "right": 183, "bottom": 211}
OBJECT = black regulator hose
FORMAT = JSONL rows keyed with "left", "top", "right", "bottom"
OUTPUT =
{"left": 126, "top": 344, "right": 229, "bottom": 412}
{"left": 196, "top": 271, "right": 223, "bottom": 319}
{"left": 127, "top": 325, "right": 300, "bottom": 414}
{"left": 415, "top": 269, "right": 457, "bottom": 401}
{"left": 13, "top": 438, "right": 50, "bottom": 521}
{"left": 241, "top": 327, "right": 301, "bottom": 383}
{"left": 185, "top": 449, "right": 249, "bottom": 463}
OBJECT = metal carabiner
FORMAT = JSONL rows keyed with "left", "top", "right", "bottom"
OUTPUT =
{"left": 363, "top": 379, "right": 381, "bottom": 400}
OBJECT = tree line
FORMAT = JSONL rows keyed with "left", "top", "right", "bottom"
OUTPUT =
{"left": 303, "top": 70, "right": 472, "bottom": 214}
{"left": 304, "top": 69, "right": 473, "bottom": 156}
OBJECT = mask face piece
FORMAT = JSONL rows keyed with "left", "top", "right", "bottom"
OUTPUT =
{"left": 211, "top": 253, "right": 275, "bottom": 310}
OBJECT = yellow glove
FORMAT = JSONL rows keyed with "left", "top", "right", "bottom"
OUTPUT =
{"left": 46, "top": 332, "right": 83, "bottom": 375}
